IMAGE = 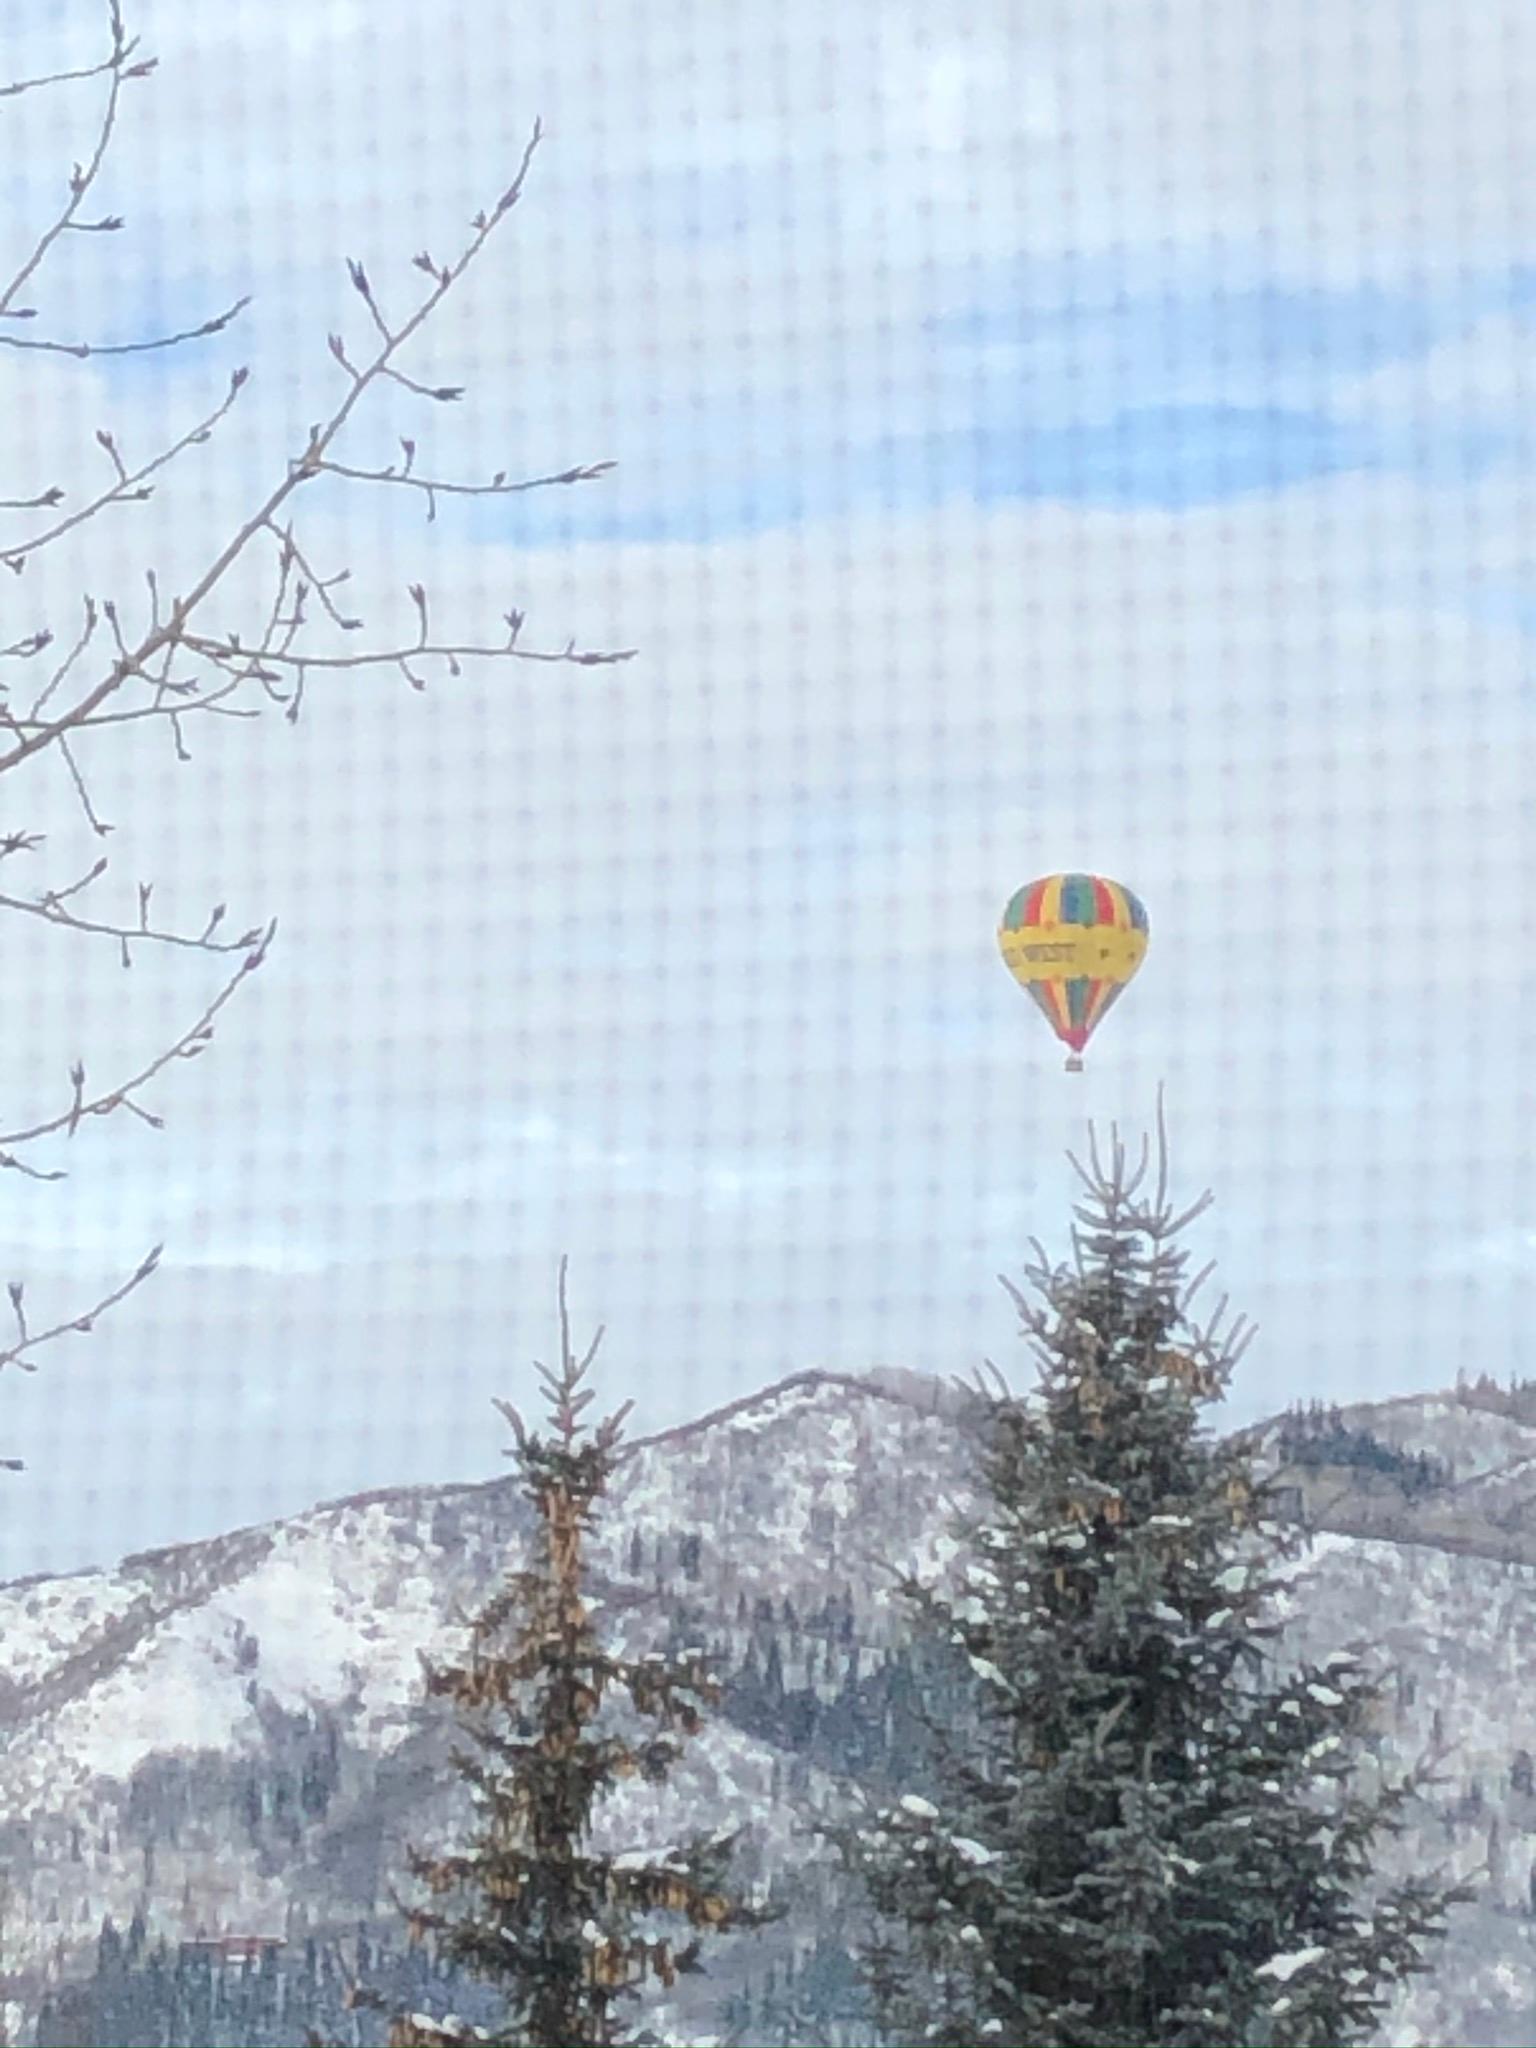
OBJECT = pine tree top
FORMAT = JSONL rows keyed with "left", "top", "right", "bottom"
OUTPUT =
{"left": 490, "top": 1254, "right": 633, "bottom": 1520}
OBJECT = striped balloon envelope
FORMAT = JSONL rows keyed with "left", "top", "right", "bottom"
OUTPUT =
{"left": 997, "top": 873, "right": 1150, "bottom": 1071}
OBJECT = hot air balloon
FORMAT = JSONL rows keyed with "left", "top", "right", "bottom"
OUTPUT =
{"left": 998, "top": 872, "right": 1149, "bottom": 1071}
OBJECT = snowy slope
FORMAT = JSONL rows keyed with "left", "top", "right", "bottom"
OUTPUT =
{"left": 1267, "top": 1532, "right": 1536, "bottom": 2044}
{"left": 1256, "top": 1384, "right": 1536, "bottom": 1566}
{"left": 1, "top": 1369, "right": 1534, "bottom": 2045}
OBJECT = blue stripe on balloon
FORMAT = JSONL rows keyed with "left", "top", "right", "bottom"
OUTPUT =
{"left": 1059, "top": 873, "right": 1095, "bottom": 924}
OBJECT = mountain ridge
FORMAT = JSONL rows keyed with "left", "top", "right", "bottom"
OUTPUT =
{"left": 2, "top": 1367, "right": 1535, "bottom": 2046}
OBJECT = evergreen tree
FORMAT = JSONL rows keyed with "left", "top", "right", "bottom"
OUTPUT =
{"left": 394, "top": 1259, "right": 768, "bottom": 2047}
{"left": 836, "top": 1105, "right": 1469, "bottom": 2048}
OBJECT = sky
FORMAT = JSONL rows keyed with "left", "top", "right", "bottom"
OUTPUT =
{"left": 3, "top": 0, "right": 1536, "bottom": 1577}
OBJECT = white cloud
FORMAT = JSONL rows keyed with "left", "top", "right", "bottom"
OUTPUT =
{"left": 5, "top": 0, "right": 1536, "bottom": 1573}
{"left": 1011, "top": 0, "right": 1536, "bottom": 283}
{"left": 1339, "top": 312, "right": 1536, "bottom": 429}
{"left": 1432, "top": 1228, "right": 1536, "bottom": 1280}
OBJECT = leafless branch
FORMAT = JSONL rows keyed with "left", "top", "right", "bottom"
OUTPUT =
{"left": 0, "top": 1, "right": 148, "bottom": 322}
{"left": 0, "top": 293, "right": 249, "bottom": 361}
{"left": 0, "top": 5, "right": 628, "bottom": 1432}
{"left": 22, "top": 596, "right": 98, "bottom": 720}
{"left": 1, "top": 368, "right": 250, "bottom": 572}
{"left": 0, "top": 115, "right": 627, "bottom": 787}
{"left": 0, "top": 922, "right": 274, "bottom": 1160}
{"left": 0, "top": 634, "right": 50, "bottom": 668}
{"left": 0, "top": 44, "right": 143, "bottom": 100}
{"left": 0, "top": 1243, "right": 161, "bottom": 1375}
{"left": 183, "top": 624, "right": 634, "bottom": 681}
{"left": 0, "top": 1243, "right": 164, "bottom": 1468}
{"left": 313, "top": 449, "right": 615, "bottom": 524}
{"left": 0, "top": 857, "right": 260, "bottom": 959}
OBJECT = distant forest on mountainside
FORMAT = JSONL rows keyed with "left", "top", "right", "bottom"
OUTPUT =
{"left": 1, "top": 1367, "right": 1536, "bottom": 2044}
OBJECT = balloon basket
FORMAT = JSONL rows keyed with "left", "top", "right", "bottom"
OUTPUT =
{"left": 1064, "top": 1054, "right": 1084, "bottom": 1074}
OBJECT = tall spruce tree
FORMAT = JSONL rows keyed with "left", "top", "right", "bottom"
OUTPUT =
{"left": 838, "top": 1105, "right": 1468, "bottom": 2048}
{"left": 393, "top": 1261, "right": 766, "bottom": 2048}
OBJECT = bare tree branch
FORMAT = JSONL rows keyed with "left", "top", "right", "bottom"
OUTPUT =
{"left": 0, "top": 3, "right": 627, "bottom": 1430}
{"left": 0, "top": 116, "right": 628, "bottom": 786}
{"left": 0, "top": 922, "right": 274, "bottom": 1160}
{"left": 312, "top": 450, "right": 615, "bottom": 524}
{"left": 182, "top": 623, "right": 634, "bottom": 681}
{"left": 0, "top": 1, "right": 146, "bottom": 322}
{"left": 0, "top": 293, "right": 249, "bottom": 362}
{"left": 0, "top": 1244, "right": 161, "bottom": 1376}
{"left": 1, "top": 369, "right": 250, "bottom": 572}
{"left": 0, "top": 1245, "right": 166, "bottom": 1468}
{"left": 0, "top": 859, "right": 260, "bottom": 959}
{"left": 0, "top": 44, "right": 142, "bottom": 101}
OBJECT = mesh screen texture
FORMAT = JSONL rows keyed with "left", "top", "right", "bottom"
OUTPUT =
{"left": 2, "top": 0, "right": 1530, "bottom": 1576}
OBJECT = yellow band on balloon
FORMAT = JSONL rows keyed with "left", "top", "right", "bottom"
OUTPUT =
{"left": 998, "top": 925, "right": 1148, "bottom": 983}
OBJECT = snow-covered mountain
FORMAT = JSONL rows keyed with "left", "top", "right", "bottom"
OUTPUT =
{"left": 1254, "top": 1376, "right": 1536, "bottom": 1563}
{"left": 3, "top": 1369, "right": 1536, "bottom": 2046}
